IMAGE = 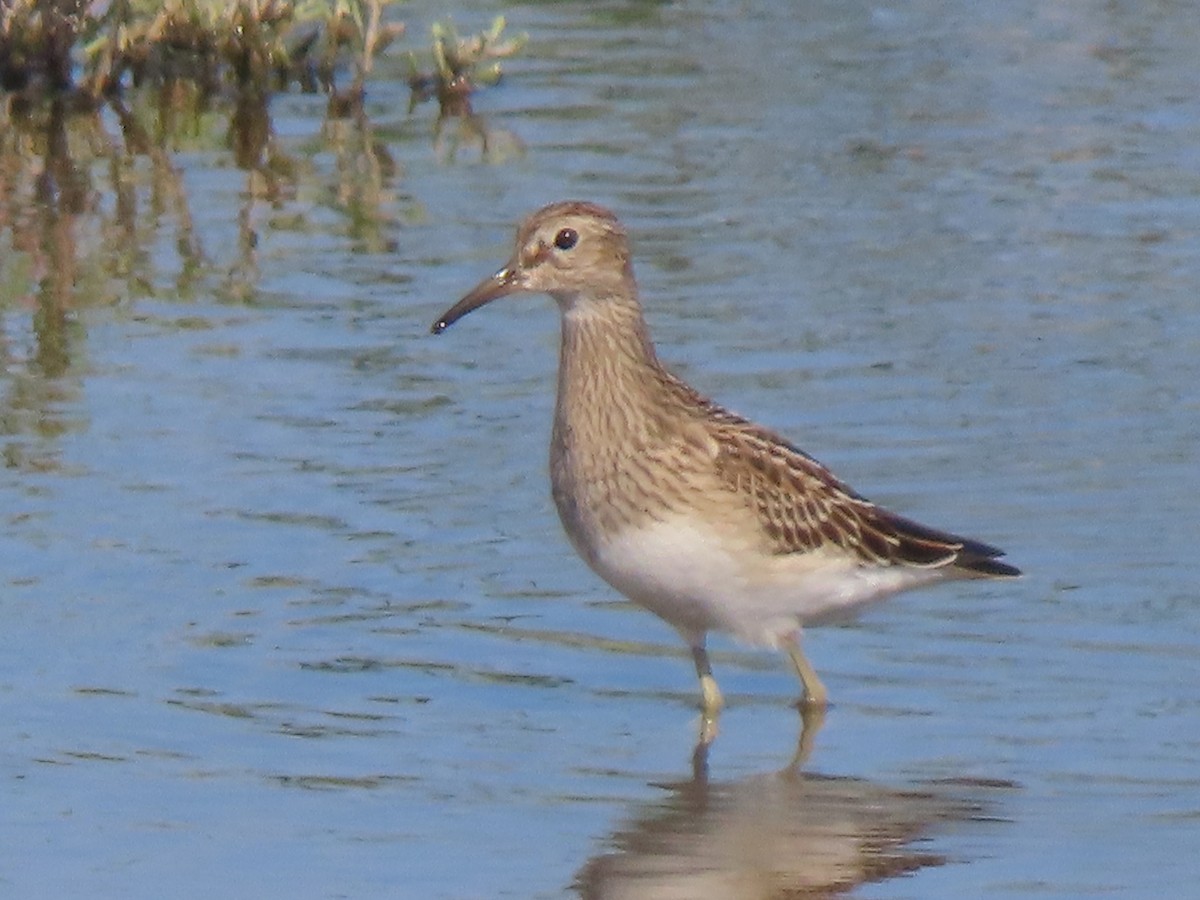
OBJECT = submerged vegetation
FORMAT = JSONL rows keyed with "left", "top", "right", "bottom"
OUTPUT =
{"left": 0, "top": 0, "right": 522, "bottom": 111}
{"left": 0, "top": 0, "right": 526, "bottom": 384}
{"left": 406, "top": 16, "right": 523, "bottom": 117}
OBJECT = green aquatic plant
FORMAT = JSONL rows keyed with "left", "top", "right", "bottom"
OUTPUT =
{"left": 407, "top": 15, "right": 525, "bottom": 116}
{"left": 0, "top": 0, "right": 406, "bottom": 99}
{"left": 1, "top": 2, "right": 522, "bottom": 119}
{"left": 0, "top": 0, "right": 527, "bottom": 331}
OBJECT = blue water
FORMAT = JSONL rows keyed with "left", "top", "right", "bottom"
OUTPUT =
{"left": 3, "top": 1, "right": 1199, "bottom": 897}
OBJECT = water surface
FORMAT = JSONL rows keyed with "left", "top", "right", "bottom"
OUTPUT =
{"left": 3, "top": 1, "right": 1199, "bottom": 897}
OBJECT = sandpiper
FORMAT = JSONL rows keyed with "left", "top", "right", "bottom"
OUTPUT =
{"left": 432, "top": 200, "right": 1019, "bottom": 716}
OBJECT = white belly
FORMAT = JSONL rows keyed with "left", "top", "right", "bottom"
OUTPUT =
{"left": 586, "top": 515, "right": 945, "bottom": 648}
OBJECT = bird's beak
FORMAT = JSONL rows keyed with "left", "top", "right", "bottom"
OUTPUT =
{"left": 431, "top": 264, "right": 524, "bottom": 334}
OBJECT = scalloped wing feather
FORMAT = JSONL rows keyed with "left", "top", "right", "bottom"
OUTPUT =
{"left": 710, "top": 416, "right": 1019, "bottom": 577}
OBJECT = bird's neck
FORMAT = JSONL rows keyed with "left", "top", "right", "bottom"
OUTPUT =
{"left": 550, "top": 294, "right": 686, "bottom": 544}
{"left": 554, "top": 295, "right": 670, "bottom": 437}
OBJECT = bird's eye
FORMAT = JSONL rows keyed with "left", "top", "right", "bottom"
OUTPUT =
{"left": 553, "top": 228, "right": 579, "bottom": 251}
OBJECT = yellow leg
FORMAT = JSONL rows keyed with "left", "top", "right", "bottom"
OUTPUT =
{"left": 691, "top": 645, "right": 724, "bottom": 717}
{"left": 784, "top": 634, "right": 828, "bottom": 708}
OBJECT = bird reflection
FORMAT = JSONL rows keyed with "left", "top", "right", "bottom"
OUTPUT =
{"left": 576, "top": 708, "right": 1003, "bottom": 900}
{"left": 695, "top": 700, "right": 826, "bottom": 779}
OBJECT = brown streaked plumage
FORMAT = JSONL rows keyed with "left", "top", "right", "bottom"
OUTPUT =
{"left": 433, "top": 200, "right": 1020, "bottom": 717}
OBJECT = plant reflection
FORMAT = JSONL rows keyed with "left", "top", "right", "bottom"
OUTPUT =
{"left": 0, "top": 60, "right": 438, "bottom": 454}
{"left": 0, "top": 97, "right": 90, "bottom": 471}
{"left": 407, "top": 17, "right": 526, "bottom": 164}
{"left": 0, "top": 4, "right": 526, "bottom": 379}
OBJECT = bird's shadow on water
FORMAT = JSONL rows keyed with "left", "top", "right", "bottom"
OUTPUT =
{"left": 573, "top": 707, "right": 1015, "bottom": 899}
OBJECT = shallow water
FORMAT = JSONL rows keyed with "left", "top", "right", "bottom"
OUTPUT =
{"left": 3, "top": 1, "right": 1200, "bottom": 897}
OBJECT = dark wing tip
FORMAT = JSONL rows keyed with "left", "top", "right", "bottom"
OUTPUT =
{"left": 881, "top": 510, "right": 1021, "bottom": 577}
{"left": 956, "top": 545, "right": 1022, "bottom": 578}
